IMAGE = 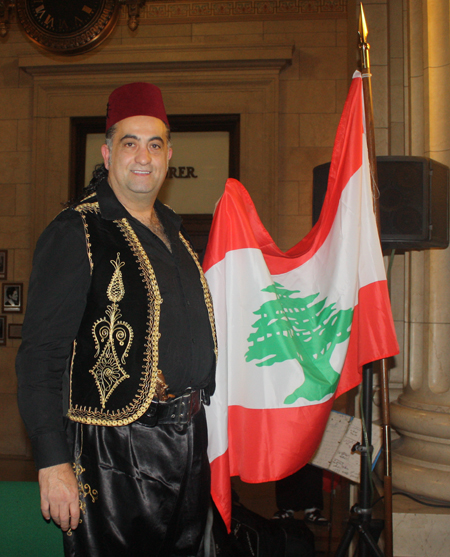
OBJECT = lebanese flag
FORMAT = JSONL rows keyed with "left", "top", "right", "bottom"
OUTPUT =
{"left": 203, "top": 71, "right": 399, "bottom": 529}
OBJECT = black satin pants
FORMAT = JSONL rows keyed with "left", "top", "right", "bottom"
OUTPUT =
{"left": 63, "top": 407, "right": 210, "bottom": 557}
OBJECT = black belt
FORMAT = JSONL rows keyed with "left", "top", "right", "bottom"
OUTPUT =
{"left": 138, "top": 390, "right": 204, "bottom": 427}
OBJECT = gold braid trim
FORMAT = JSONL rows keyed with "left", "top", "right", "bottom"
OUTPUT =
{"left": 69, "top": 340, "right": 77, "bottom": 415}
{"left": 113, "top": 218, "right": 161, "bottom": 419}
{"left": 74, "top": 202, "right": 100, "bottom": 275}
{"left": 179, "top": 234, "right": 218, "bottom": 362}
{"left": 68, "top": 214, "right": 216, "bottom": 426}
{"left": 68, "top": 218, "right": 162, "bottom": 426}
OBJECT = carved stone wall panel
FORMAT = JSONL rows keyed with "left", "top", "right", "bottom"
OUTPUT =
{"left": 117, "top": 0, "right": 347, "bottom": 25}
{"left": 20, "top": 44, "right": 291, "bottom": 247}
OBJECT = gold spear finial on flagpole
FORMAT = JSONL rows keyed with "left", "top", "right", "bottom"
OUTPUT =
{"left": 358, "top": 3, "right": 370, "bottom": 70}
{"left": 358, "top": 3, "right": 379, "bottom": 230}
{"left": 358, "top": 5, "right": 394, "bottom": 557}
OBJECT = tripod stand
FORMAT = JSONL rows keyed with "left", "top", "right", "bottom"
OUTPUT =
{"left": 334, "top": 364, "right": 384, "bottom": 557}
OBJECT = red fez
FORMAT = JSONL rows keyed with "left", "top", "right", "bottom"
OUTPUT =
{"left": 106, "top": 82, "right": 169, "bottom": 131}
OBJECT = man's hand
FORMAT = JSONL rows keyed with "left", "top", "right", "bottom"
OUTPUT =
{"left": 38, "top": 462, "right": 80, "bottom": 531}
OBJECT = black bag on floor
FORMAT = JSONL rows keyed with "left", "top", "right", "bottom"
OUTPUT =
{"left": 274, "top": 516, "right": 315, "bottom": 557}
{"left": 214, "top": 501, "right": 315, "bottom": 557}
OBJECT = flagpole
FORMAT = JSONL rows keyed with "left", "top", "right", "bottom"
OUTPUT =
{"left": 359, "top": 4, "right": 393, "bottom": 557}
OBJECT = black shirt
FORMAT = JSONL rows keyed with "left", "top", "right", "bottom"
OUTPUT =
{"left": 16, "top": 180, "right": 216, "bottom": 469}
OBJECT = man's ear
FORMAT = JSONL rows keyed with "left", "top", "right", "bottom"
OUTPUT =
{"left": 101, "top": 144, "right": 110, "bottom": 169}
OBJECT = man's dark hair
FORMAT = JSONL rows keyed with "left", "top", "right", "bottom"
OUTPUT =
{"left": 83, "top": 163, "right": 109, "bottom": 198}
{"left": 81, "top": 124, "right": 117, "bottom": 198}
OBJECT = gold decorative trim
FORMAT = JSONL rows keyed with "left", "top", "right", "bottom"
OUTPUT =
{"left": 68, "top": 217, "right": 217, "bottom": 426}
{"left": 179, "top": 233, "right": 218, "bottom": 361}
{"left": 16, "top": 0, "right": 120, "bottom": 55}
{"left": 90, "top": 253, "right": 133, "bottom": 408}
{"left": 69, "top": 340, "right": 77, "bottom": 415}
{"left": 74, "top": 201, "right": 100, "bottom": 274}
{"left": 67, "top": 426, "right": 98, "bottom": 537}
{"left": 73, "top": 460, "right": 98, "bottom": 512}
{"left": 69, "top": 217, "right": 162, "bottom": 426}
{"left": 116, "top": 218, "right": 162, "bottom": 413}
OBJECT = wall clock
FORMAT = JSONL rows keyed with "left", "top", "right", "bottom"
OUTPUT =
{"left": 16, "top": 0, "right": 121, "bottom": 55}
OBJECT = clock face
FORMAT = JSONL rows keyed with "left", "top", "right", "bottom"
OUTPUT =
{"left": 17, "top": 0, "right": 120, "bottom": 54}
{"left": 28, "top": 1, "right": 103, "bottom": 34}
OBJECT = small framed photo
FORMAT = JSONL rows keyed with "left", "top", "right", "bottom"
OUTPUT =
{"left": 2, "top": 283, "right": 23, "bottom": 313}
{"left": 8, "top": 323, "right": 22, "bottom": 340}
{"left": 0, "top": 250, "right": 7, "bottom": 280}
{"left": 0, "top": 316, "right": 6, "bottom": 346}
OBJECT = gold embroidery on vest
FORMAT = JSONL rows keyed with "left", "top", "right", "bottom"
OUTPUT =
{"left": 115, "top": 219, "right": 161, "bottom": 415}
{"left": 90, "top": 253, "right": 133, "bottom": 408}
{"left": 74, "top": 202, "right": 100, "bottom": 275}
{"left": 179, "top": 234, "right": 218, "bottom": 361}
{"left": 68, "top": 218, "right": 162, "bottom": 425}
{"left": 69, "top": 339, "right": 77, "bottom": 416}
{"left": 68, "top": 215, "right": 216, "bottom": 426}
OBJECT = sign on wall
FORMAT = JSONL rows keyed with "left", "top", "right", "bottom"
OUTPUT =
{"left": 73, "top": 114, "right": 240, "bottom": 252}
{"left": 85, "top": 130, "right": 230, "bottom": 214}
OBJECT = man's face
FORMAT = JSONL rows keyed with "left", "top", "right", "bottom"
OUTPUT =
{"left": 101, "top": 115, "right": 172, "bottom": 205}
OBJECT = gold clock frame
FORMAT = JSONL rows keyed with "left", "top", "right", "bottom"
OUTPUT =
{"left": 16, "top": 0, "right": 121, "bottom": 55}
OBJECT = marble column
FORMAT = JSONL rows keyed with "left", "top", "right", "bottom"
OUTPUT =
{"left": 391, "top": 0, "right": 450, "bottom": 502}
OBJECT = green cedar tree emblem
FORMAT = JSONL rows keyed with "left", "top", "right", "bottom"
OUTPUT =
{"left": 245, "top": 282, "right": 353, "bottom": 404}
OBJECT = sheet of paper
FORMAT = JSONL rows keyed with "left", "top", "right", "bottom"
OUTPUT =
{"left": 311, "top": 411, "right": 353, "bottom": 469}
{"left": 328, "top": 418, "right": 363, "bottom": 482}
{"left": 329, "top": 418, "right": 383, "bottom": 483}
{"left": 310, "top": 411, "right": 383, "bottom": 483}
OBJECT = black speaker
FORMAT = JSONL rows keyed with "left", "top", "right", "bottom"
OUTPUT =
{"left": 312, "top": 156, "right": 449, "bottom": 251}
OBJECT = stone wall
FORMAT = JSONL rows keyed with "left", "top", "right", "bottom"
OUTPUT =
{"left": 0, "top": 3, "right": 350, "bottom": 469}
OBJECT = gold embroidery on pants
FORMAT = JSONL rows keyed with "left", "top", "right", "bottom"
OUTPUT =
{"left": 90, "top": 253, "right": 133, "bottom": 408}
{"left": 67, "top": 426, "right": 98, "bottom": 537}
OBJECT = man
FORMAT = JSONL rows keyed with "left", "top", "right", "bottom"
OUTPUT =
{"left": 16, "top": 83, "right": 217, "bottom": 557}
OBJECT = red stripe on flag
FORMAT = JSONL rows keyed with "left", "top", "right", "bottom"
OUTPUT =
{"left": 203, "top": 179, "right": 269, "bottom": 273}
{"left": 210, "top": 451, "right": 233, "bottom": 531}
{"left": 203, "top": 77, "right": 364, "bottom": 276}
{"left": 210, "top": 280, "right": 398, "bottom": 530}
{"left": 210, "top": 400, "right": 335, "bottom": 532}
{"left": 205, "top": 72, "right": 399, "bottom": 532}
{"left": 227, "top": 400, "right": 334, "bottom": 482}
{"left": 335, "top": 279, "right": 399, "bottom": 398}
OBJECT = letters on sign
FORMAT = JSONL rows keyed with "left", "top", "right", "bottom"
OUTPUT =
{"left": 167, "top": 166, "right": 198, "bottom": 179}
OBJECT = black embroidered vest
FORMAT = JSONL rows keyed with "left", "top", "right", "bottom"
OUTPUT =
{"left": 67, "top": 198, "right": 217, "bottom": 427}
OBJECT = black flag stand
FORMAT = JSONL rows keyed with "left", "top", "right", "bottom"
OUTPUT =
{"left": 334, "top": 364, "right": 384, "bottom": 557}
{"left": 334, "top": 5, "right": 394, "bottom": 555}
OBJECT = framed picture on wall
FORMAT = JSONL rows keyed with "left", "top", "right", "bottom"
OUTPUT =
{"left": 0, "top": 316, "right": 5, "bottom": 346}
{"left": 8, "top": 323, "right": 23, "bottom": 340}
{"left": 70, "top": 114, "right": 240, "bottom": 253}
{"left": 0, "top": 250, "right": 7, "bottom": 280}
{"left": 2, "top": 283, "right": 23, "bottom": 313}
